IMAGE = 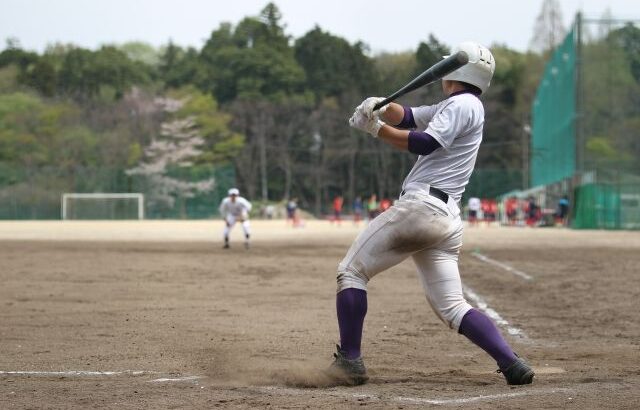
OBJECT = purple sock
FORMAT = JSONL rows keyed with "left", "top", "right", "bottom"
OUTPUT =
{"left": 458, "top": 309, "right": 518, "bottom": 370}
{"left": 336, "top": 288, "right": 367, "bottom": 360}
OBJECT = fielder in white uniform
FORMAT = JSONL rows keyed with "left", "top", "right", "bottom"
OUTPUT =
{"left": 327, "top": 42, "right": 535, "bottom": 386}
{"left": 219, "top": 188, "right": 252, "bottom": 249}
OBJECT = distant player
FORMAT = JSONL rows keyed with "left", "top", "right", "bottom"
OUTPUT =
{"left": 366, "top": 194, "right": 379, "bottom": 220}
{"left": 286, "top": 197, "right": 299, "bottom": 227}
{"left": 332, "top": 195, "right": 344, "bottom": 225}
{"left": 327, "top": 42, "right": 534, "bottom": 386}
{"left": 379, "top": 197, "right": 391, "bottom": 213}
{"left": 468, "top": 196, "right": 481, "bottom": 226}
{"left": 352, "top": 196, "right": 364, "bottom": 225}
{"left": 526, "top": 196, "right": 539, "bottom": 227}
{"left": 556, "top": 195, "right": 569, "bottom": 226}
{"left": 505, "top": 196, "right": 518, "bottom": 225}
{"left": 218, "top": 188, "right": 252, "bottom": 249}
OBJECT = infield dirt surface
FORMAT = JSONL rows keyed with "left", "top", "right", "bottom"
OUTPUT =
{"left": 1, "top": 220, "right": 639, "bottom": 409}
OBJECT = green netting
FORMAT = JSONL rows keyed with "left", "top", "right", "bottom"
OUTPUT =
{"left": 0, "top": 163, "right": 235, "bottom": 220}
{"left": 573, "top": 181, "right": 640, "bottom": 230}
{"left": 573, "top": 183, "right": 620, "bottom": 229}
{"left": 464, "top": 168, "right": 523, "bottom": 200}
{"left": 531, "top": 27, "right": 576, "bottom": 187}
{"left": 136, "top": 165, "right": 235, "bottom": 219}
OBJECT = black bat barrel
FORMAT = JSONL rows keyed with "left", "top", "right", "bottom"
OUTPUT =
{"left": 372, "top": 51, "right": 469, "bottom": 112}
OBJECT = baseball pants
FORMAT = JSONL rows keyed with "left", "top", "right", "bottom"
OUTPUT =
{"left": 336, "top": 188, "right": 472, "bottom": 330}
{"left": 224, "top": 214, "right": 250, "bottom": 238}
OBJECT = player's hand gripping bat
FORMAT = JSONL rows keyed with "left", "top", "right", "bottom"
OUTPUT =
{"left": 372, "top": 51, "right": 469, "bottom": 112}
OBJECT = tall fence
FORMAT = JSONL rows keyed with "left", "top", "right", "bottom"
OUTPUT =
{"left": 0, "top": 163, "right": 235, "bottom": 220}
{"left": 528, "top": 14, "right": 640, "bottom": 229}
{"left": 531, "top": 26, "right": 576, "bottom": 187}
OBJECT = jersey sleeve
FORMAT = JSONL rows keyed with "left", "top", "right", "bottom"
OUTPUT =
{"left": 219, "top": 199, "right": 228, "bottom": 216}
{"left": 411, "top": 103, "right": 440, "bottom": 131}
{"left": 425, "top": 100, "right": 470, "bottom": 149}
{"left": 241, "top": 198, "right": 252, "bottom": 212}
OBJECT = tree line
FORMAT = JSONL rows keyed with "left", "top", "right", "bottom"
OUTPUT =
{"left": 1, "top": 2, "right": 638, "bottom": 217}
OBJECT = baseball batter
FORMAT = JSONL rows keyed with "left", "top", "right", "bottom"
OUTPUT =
{"left": 327, "top": 42, "right": 535, "bottom": 386}
{"left": 218, "top": 188, "right": 252, "bottom": 249}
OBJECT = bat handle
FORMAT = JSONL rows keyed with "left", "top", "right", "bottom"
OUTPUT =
{"left": 372, "top": 97, "right": 392, "bottom": 112}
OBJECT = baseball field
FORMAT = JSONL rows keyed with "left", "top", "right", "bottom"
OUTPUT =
{"left": 1, "top": 220, "right": 639, "bottom": 409}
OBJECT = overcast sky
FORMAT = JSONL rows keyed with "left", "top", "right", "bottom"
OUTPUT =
{"left": 1, "top": 0, "right": 638, "bottom": 54}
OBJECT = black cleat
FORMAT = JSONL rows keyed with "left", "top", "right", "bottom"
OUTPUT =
{"left": 498, "top": 357, "right": 535, "bottom": 385}
{"left": 223, "top": 243, "right": 230, "bottom": 249}
{"left": 325, "top": 345, "right": 369, "bottom": 386}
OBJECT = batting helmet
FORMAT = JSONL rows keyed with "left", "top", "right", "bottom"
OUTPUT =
{"left": 443, "top": 42, "right": 495, "bottom": 94}
{"left": 228, "top": 188, "right": 240, "bottom": 196}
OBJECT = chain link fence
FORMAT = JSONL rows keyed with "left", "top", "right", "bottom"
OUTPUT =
{"left": 0, "top": 163, "right": 234, "bottom": 219}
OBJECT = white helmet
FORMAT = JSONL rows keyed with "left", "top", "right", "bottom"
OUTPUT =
{"left": 443, "top": 42, "right": 495, "bottom": 94}
{"left": 228, "top": 188, "right": 240, "bottom": 196}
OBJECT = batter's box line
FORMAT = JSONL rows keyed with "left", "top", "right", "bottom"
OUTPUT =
{"left": 463, "top": 286, "right": 532, "bottom": 344}
{"left": 0, "top": 370, "right": 157, "bottom": 377}
{"left": 252, "top": 385, "right": 574, "bottom": 406}
{"left": 471, "top": 251, "right": 534, "bottom": 281}
{"left": 0, "top": 370, "right": 203, "bottom": 383}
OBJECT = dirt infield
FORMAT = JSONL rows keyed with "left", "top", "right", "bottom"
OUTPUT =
{"left": 1, "top": 221, "right": 640, "bottom": 409}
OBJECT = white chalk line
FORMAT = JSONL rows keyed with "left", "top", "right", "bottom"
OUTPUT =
{"left": 463, "top": 286, "right": 531, "bottom": 343}
{"left": 0, "top": 370, "right": 155, "bottom": 377}
{"left": 472, "top": 252, "right": 534, "bottom": 281}
{"left": 0, "top": 370, "right": 202, "bottom": 383}
{"left": 255, "top": 385, "right": 573, "bottom": 406}
{"left": 148, "top": 376, "right": 205, "bottom": 383}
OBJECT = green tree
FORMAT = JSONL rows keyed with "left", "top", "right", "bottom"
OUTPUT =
{"left": 57, "top": 46, "right": 151, "bottom": 100}
{"left": 608, "top": 23, "right": 640, "bottom": 83}
{"left": 200, "top": 4, "right": 305, "bottom": 103}
{"left": 294, "top": 26, "right": 378, "bottom": 101}
{"left": 159, "top": 42, "right": 206, "bottom": 90}
{"left": 173, "top": 87, "right": 244, "bottom": 163}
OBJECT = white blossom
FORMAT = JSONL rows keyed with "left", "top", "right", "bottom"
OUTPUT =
{"left": 126, "top": 97, "right": 215, "bottom": 211}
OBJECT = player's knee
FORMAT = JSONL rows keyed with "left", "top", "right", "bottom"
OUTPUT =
{"left": 433, "top": 300, "right": 473, "bottom": 331}
{"left": 336, "top": 268, "right": 368, "bottom": 293}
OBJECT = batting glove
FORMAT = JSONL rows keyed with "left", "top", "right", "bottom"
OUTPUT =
{"left": 361, "top": 97, "right": 387, "bottom": 119}
{"left": 349, "top": 107, "right": 384, "bottom": 137}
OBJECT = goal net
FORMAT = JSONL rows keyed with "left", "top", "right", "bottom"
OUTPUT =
{"left": 61, "top": 193, "right": 144, "bottom": 220}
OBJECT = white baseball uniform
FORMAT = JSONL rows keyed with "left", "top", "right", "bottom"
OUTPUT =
{"left": 219, "top": 196, "right": 252, "bottom": 240}
{"left": 337, "top": 91, "right": 484, "bottom": 330}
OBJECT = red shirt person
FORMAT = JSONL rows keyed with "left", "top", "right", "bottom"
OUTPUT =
{"left": 333, "top": 196, "right": 344, "bottom": 224}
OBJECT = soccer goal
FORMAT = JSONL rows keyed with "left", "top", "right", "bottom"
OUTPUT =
{"left": 61, "top": 193, "right": 144, "bottom": 220}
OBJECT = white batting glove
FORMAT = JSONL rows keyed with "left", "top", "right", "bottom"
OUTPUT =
{"left": 349, "top": 107, "right": 384, "bottom": 137}
{"left": 361, "top": 97, "right": 387, "bottom": 119}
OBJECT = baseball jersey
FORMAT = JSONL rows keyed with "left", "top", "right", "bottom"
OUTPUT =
{"left": 402, "top": 91, "right": 484, "bottom": 202}
{"left": 468, "top": 197, "right": 481, "bottom": 211}
{"left": 219, "top": 196, "right": 252, "bottom": 218}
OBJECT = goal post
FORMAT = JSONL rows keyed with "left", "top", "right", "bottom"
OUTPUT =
{"left": 61, "top": 193, "right": 145, "bottom": 220}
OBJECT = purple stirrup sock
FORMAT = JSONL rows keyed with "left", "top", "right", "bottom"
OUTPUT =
{"left": 336, "top": 288, "right": 367, "bottom": 360}
{"left": 458, "top": 309, "right": 518, "bottom": 370}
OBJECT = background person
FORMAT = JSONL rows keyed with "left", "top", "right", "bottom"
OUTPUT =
{"left": 218, "top": 188, "right": 252, "bottom": 249}
{"left": 332, "top": 195, "right": 344, "bottom": 225}
{"left": 556, "top": 195, "right": 569, "bottom": 226}
{"left": 468, "top": 196, "right": 481, "bottom": 226}
{"left": 367, "top": 194, "right": 379, "bottom": 221}
{"left": 353, "top": 196, "right": 364, "bottom": 225}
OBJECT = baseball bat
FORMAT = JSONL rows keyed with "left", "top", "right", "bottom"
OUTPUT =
{"left": 372, "top": 50, "right": 469, "bottom": 112}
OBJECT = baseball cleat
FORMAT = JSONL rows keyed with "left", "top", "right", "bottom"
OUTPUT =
{"left": 325, "top": 345, "right": 369, "bottom": 386}
{"left": 223, "top": 243, "right": 230, "bottom": 249}
{"left": 498, "top": 357, "right": 535, "bottom": 385}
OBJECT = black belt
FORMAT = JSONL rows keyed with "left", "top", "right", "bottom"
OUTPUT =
{"left": 401, "top": 187, "right": 449, "bottom": 203}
